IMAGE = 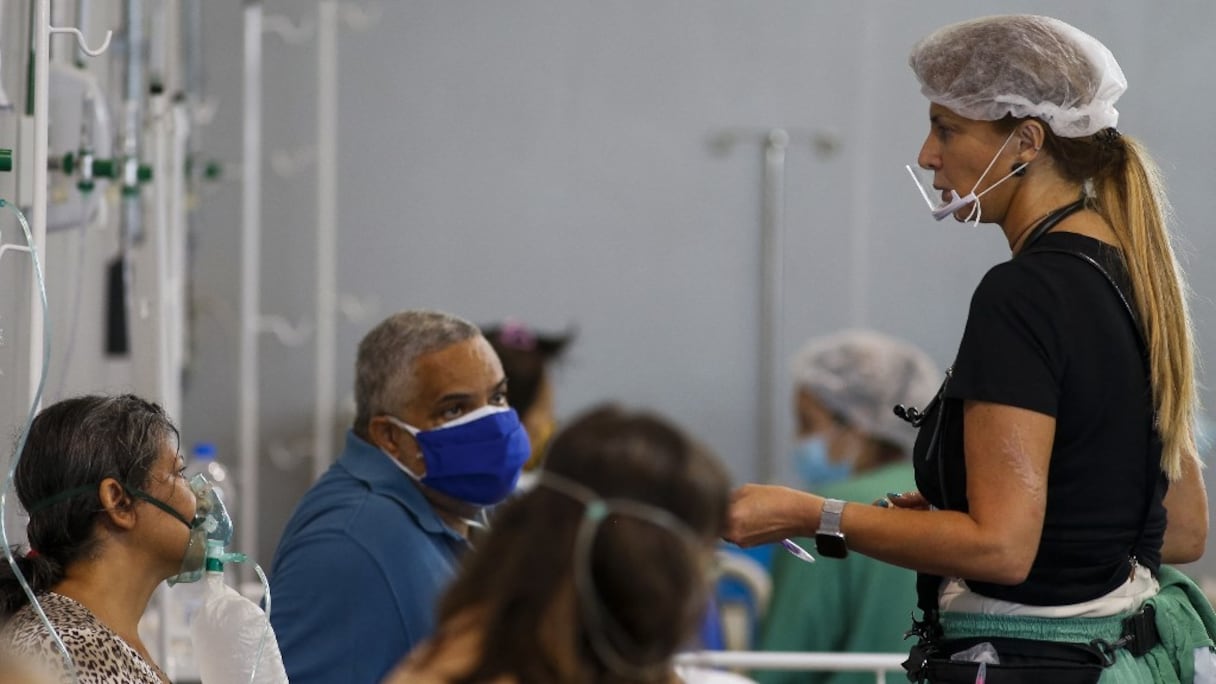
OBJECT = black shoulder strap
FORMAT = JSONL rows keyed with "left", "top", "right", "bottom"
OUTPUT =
{"left": 911, "top": 246, "right": 1159, "bottom": 629}
{"left": 1021, "top": 246, "right": 1160, "bottom": 562}
{"left": 1023, "top": 247, "right": 1147, "bottom": 357}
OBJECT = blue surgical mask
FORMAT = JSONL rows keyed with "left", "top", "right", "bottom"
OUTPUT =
{"left": 791, "top": 435, "right": 853, "bottom": 488}
{"left": 385, "top": 405, "right": 531, "bottom": 506}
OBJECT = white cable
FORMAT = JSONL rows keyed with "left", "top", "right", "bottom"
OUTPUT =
{"left": 0, "top": 199, "right": 76, "bottom": 682}
{"left": 249, "top": 562, "right": 272, "bottom": 684}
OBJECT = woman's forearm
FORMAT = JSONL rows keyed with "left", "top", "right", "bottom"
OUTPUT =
{"left": 1162, "top": 452, "right": 1208, "bottom": 563}
{"left": 725, "top": 485, "right": 1040, "bottom": 584}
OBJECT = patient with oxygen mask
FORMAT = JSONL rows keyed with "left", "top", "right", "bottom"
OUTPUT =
{"left": 0, "top": 394, "right": 286, "bottom": 683}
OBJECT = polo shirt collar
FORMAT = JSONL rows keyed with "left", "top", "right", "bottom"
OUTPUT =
{"left": 338, "top": 430, "right": 464, "bottom": 540}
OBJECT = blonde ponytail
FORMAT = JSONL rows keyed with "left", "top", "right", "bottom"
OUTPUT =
{"left": 1093, "top": 136, "right": 1198, "bottom": 480}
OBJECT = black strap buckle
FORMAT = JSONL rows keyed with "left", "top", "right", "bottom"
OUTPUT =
{"left": 1119, "top": 604, "right": 1159, "bottom": 657}
{"left": 901, "top": 642, "right": 932, "bottom": 683}
{"left": 903, "top": 610, "right": 943, "bottom": 643}
{"left": 901, "top": 611, "right": 942, "bottom": 682}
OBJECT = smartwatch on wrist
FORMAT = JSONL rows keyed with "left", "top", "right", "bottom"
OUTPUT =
{"left": 814, "top": 498, "right": 848, "bottom": 559}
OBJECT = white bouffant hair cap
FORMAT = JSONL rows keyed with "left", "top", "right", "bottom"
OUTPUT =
{"left": 909, "top": 14, "right": 1126, "bottom": 138}
{"left": 791, "top": 330, "right": 941, "bottom": 454}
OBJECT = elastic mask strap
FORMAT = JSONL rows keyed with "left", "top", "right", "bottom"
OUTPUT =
{"left": 432, "top": 404, "right": 509, "bottom": 430}
{"left": 554, "top": 472, "right": 707, "bottom": 680}
{"left": 539, "top": 471, "right": 698, "bottom": 541}
{"left": 964, "top": 199, "right": 982, "bottom": 226}
{"left": 458, "top": 509, "right": 490, "bottom": 532}
{"left": 382, "top": 415, "right": 421, "bottom": 437}
{"left": 126, "top": 486, "right": 196, "bottom": 529}
{"left": 574, "top": 501, "right": 666, "bottom": 680}
{"left": 573, "top": 497, "right": 704, "bottom": 679}
{"left": 26, "top": 481, "right": 196, "bottom": 529}
{"left": 25, "top": 484, "right": 96, "bottom": 514}
{"left": 968, "top": 129, "right": 1018, "bottom": 197}
{"left": 963, "top": 132, "right": 1031, "bottom": 227}
{"left": 382, "top": 405, "right": 511, "bottom": 438}
{"left": 380, "top": 418, "right": 428, "bottom": 482}
{"left": 536, "top": 470, "right": 599, "bottom": 505}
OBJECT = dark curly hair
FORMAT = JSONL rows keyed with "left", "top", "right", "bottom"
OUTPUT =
{"left": 0, "top": 394, "right": 178, "bottom": 618}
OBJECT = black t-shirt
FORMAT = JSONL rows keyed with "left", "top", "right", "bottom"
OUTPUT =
{"left": 912, "top": 231, "right": 1167, "bottom": 606}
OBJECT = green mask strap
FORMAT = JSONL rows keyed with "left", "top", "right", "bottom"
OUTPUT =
{"left": 126, "top": 487, "right": 197, "bottom": 529}
{"left": 25, "top": 484, "right": 97, "bottom": 514}
{"left": 26, "top": 482, "right": 196, "bottom": 529}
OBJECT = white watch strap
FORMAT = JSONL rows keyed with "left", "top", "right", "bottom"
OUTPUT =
{"left": 818, "top": 498, "right": 846, "bottom": 534}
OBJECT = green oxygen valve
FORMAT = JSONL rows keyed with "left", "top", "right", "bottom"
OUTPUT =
{"left": 186, "top": 156, "right": 225, "bottom": 182}
{"left": 58, "top": 153, "right": 120, "bottom": 193}
{"left": 120, "top": 159, "right": 154, "bottom": 196}
{"left": 0, "top": 149, "right": 11, "bottom": 173}
{"left": 204, "top": 539, "right": 247, "bottom": 573}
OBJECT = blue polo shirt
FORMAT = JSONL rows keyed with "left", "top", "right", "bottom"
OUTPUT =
{"left": 269, "top": 431, "right": 468, "bottom": 684}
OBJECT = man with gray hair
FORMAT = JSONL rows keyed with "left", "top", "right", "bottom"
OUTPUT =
{"left": 268, "top": 309, "right": 531, "bottom": 684}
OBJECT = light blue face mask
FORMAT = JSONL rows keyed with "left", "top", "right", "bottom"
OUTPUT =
{"left": 791, "top": 435, "right": 853, "bottom": 488}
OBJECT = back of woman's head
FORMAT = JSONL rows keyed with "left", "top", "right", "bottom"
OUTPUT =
{"left": 432, "top": 405, "right": 731, "bottom": 683}
{"left": 0, "top": 395, "right": 177, "bottom": 618}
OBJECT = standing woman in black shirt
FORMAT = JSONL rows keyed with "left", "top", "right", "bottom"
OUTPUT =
{"left": 725, "top": 14, "right": 1214, "bottom": 682}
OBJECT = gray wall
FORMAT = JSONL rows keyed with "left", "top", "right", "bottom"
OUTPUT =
{"left": 9, "top": 2, "right": 1209, "bottom": 572}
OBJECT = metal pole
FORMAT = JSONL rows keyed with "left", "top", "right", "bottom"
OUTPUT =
{"left": 145, "top": 86, "right": 177, "bottom": 419}
{"left": 314, "top": 0, "right": 338, "bottom": 481}
{"left": 122, "top": 0, "right": 144, "bottom": 241}
{"left": 181, "top": 0, "right": 202, "bottom": 99}
{"left": 239, "top": 1, "right": 263, "bottom": 581}
{"left": 757, "top": 129, "right": 788, "bottom": 483}
{"left": 29, "top": 0, "right": 49, "bottom": 408}
{"left": 180, "top": 0, "right": 203, "bottom": 377}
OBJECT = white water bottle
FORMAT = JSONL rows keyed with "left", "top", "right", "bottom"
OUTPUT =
{"left": 191, "top": 544, "right": 288, "bottom": 684}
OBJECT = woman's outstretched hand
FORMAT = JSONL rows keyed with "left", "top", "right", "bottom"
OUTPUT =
{"left": 723, "top": 484, "right": 821, "bottom": 547}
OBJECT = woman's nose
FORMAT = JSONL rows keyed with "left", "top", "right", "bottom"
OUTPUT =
{"left": 917, "top": 136, "right": 939, "bottom": 171}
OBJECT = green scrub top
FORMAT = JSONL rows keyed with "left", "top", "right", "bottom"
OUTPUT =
{"left": 754, "top": 462, "right": 917, "bottom": 684}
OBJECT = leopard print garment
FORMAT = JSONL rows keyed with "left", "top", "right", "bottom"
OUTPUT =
{"left": 0, "top": 592, "right": 165, "bottom": 683}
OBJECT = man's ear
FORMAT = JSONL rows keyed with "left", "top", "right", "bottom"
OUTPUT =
{"left": 368, "top": 416, "right": 411, "bottom": 456}
{"left": 97, "top": 478, "right": 138, "bottom": 531}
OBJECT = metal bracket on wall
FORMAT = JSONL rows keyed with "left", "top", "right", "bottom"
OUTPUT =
{"left": 257, "top": 314, "right": 313, "bottom": 347}
{"left": 263, "top": 14, "right": 316, "bottom": 44}
{"left": 707, "top": 127, "right": 841, "bottom": 161}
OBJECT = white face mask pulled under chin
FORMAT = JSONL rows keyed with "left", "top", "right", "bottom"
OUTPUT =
{"left": 906, "top": 128, "right": 1028, "bottom": 226}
